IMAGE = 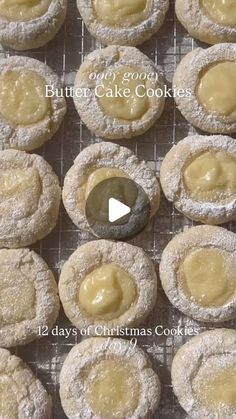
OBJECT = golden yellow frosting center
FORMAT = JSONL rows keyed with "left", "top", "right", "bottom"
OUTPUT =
{"left": 78, "top": 263, "right": 136, "bottom": 320}
{"left": 180, "top": 247, "right": 235, "bottom": 307}
{"left": 85, "top": 167, "right": 129, "bottom": 199}
{"left": 196, "top": 61, "right": 236, "bottom": 120}
{"left": 184, "top": 150, "right": 236, "bottom": 203}
{"left": 86, "top": 359, "right": 140, "bottom": 418}
{"left": 197, "top": 364, "right": 236, "bottom": 409}
{"left": 0, "top": 70, "right": 50, "bottom": 126}
{"left": 94, "top": 0, "right": 150, "bottom": 28}
{"left": 98, "top": 66, "right": 149, "bottom": 121}
{"left": 201, "top": 0, "right": 236, "bottom": 28}
{"left": 0, "top": 0, "right": 51, "bottom": 22}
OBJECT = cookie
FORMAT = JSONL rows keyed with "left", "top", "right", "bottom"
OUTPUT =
{"left": 0, "top": 149, "right": 61, "bottom": 248}
{"left": 74, "top": 46, "right": 165, "bottom": 139}
{"left": 0, "top": 248, "right": 59, "bottom": 347}
{"left": 59, "top": 240, "right": 157, "bottom": 333}
{"left": 0, "top": 56, "right": 66, "bottom": 151}
{"left": 60, "top": 337, "right": 161, "bottom": 419}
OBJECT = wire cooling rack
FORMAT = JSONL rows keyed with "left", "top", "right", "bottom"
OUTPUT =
{"left": 1, "top": 1, "right": 236, "bottom": 418}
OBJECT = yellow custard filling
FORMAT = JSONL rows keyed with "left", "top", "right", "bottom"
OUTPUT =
{"left": 0, "top": 167, "right": 41, "bottom": 199}
{"left": 0, "top": 70, "right": 50, "bottom": 126}
{"left": 196, "top": 61, "right": 236, "bottom": 121}
{"left": 86, "top": 359, "right": 140, "bottom": 418}
{"left": 180, "top": 248, "right": 235, "bottom": 307}
{"left": 78, "top": 263, "right": 136, "bottom": 320}
{"left": 78, "top": 166, "right": 137, "bottom": 218}
{"left": 201, "top": 0, "right": 236, "bottom": 28}
{"left": 184, "top": 150, "right": 236, "bottom": 202}
{"left": 197, "top": 364, "right": 236, "bottom": 409}
{"left": 0, "top": 263, "right": 35, "bottom": 326}
{"left": 0, "top": 375, "right": 18, "bottom": 419}
{"left": 85, "top": 167, "right": 129, "bottom": 199}
{"left": 98, "top": 66, "right": 149, "bottom": 121}
{"left": 0, "top": 0, "right": 51, "bottom": 22}
{"left": 93, "top": 0, "right": 150, "bottom": 28}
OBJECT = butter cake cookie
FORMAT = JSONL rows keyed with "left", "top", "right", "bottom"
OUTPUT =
{"left": 173, "top": 44, "right": 236, "bottom": 134}
{"left": 160, "top": 225, "right": 236, "bottom": 323}
{"left": 0, "top": 248, "right": 59, "bottom": 347}
{"left": 60, "top": 337, "right": 161, "bottom": 419}
{"left": 59, "top": 240, "right": 157, "bottom": 333}
{"left": 160, "top": 134, "right": 236, "bottom": 224}
{"left": 0, "top": 0, "right": 67, "bottom": 50}
{"left": 74, "top": 46, "right": 165, "bottom": 139}
{"left": 0, "top": 56, "right": 66, "bottom": 151}
{"left": 77, "top": 0, "right": 169, "bottom": 46}
{"left": 172, "top": 329, "right": 236, "bottom": 419}
{"left": 0, "top": 149, "right": 61, "bottom": 248}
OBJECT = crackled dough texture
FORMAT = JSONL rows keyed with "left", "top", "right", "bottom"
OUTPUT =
{"left": 184, "top": 150, "right": 236, "bottom": 203}
{"left": 93, "top": 0, "right": 150, "bottom": 28}
{"left": 197, "top": 364, "right": 236, "bottom": 409}
{"left": 98, "top": 66, "right": 149, "bottom": 121}
{"left": 180, "top": 248, "right": 235, "bottom": 307}
{"left": 201, "top": 0, "right": 236, "bottom": 28}
{"left": 0, "top": 374, "right": 18, "bottom": 418}
{"left": 0, "top": 70, "right": 50, "bottom": 126}
{"left": 86, "top": 359, "right": 140, "bottom": 418}
{"left": 0, "top": 262, "right": 35, "bottom": 326}
{"left": 0, "top": 166, "right": 41, "bottom": 217}
{"left": 0, "top": 0, "right": 52, "bottom": 21}
{"left": 78, "top": 263, "right": 136, "bottom": 320}
{"left": 196, "top": 62, "right": 236, "bottom": 120}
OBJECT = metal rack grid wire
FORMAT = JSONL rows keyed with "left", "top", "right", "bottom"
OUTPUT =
{"left": 1, "top": 0, "right": 236, "bottom": 418}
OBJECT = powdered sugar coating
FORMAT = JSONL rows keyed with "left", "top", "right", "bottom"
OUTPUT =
{"left": 59, "top": 240, "right": 157, "bottom": 332}
{"left": 175, "top": 0, "right": 236, "bottom": 44}
{"left": 0, "top": 149, "right": 61, "bottom": 248}
{"left": 159, "top": 225, "right": 236, "bottom": 322}
{"left": 173, "top": 44, "right": 236, "bottom": 134}
{"left": 0, "top": 56, "right": 67, "bottom": 151}
{"left": 172, "top": 329, "right": 236, "bottom": 418}
{"left": 63, "top": 141, "right": 160, "bottom": 232}
{"left": 0, "top": 347, "right": 52, "bottom": 418}
{"left": 0, "top": 0, "right": 67, "bottom": 50}
{"left": 60, "top": 337, "right": 161, "bottom": 419}
{"left": 74, "top": 46, "right": 165, "bottom": 139}
{"left": 160, "top": 134, "right": 236, "bottom": 224}
{"left": 0, "top": 248, "right": 59, "bottom": 347}
{"left": 77, "top": 0, "right": 169, "bottom": 46}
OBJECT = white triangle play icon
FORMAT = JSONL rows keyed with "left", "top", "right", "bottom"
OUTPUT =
{"left": 108, "top": 198, "right": 131, "bottom": 223}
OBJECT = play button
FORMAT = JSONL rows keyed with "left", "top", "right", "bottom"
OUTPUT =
{"left": 85, "top": 177, "right": 150, "bottom": 240}
{"left": 108, "top": 198, "right": 131, "bottom": 223}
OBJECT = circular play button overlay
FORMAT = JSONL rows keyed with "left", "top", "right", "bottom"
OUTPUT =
{"left": 85, "top": 177, "right": 150, "bottom": 240}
